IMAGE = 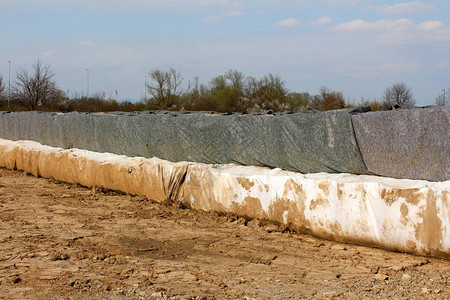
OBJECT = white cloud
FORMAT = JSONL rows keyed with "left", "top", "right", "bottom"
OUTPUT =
{"left": 364, "top": 1, "right": 436, "bottom": 16}
{"left": 434, "top": 29, "right": 450, "bottom": 42}
{"left": 332, "top": 19, "right": 415, "bottom": 32}
{"left": 312, "top": 17, "right": 332, "bottom": 26}
{"left": 77, "top": 40, "right": 95, "bottom": 46}
{"left": 1, "top": 0, "right": 246, "bottom": 14}
{"left": 437, "top": 59, "right": 450, "bottom": 69}
{"left": 274, "top": 18, "right": 301, "bottom": 27}
{"left": 332, "top": 18, "right": 450, "bottom": 46}
{"left": 197, "top": 0, "right": 244, "bottom": 10}
{"left": 327, "top": 0, "right": 359, "bottom": 7}
{"left": 202, "top": 10, "right": 245, "bottom": 23}
{"left": 329, "top": 63, "right": 421, "bottom": 75}
{"left": 418, "top": 21, "right": 444, "bottom": 31}
{"left": 43, "top": 50, "right": 53, "bottom": 56}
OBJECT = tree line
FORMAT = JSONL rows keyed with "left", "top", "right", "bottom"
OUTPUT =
{"left": 0, "top": 60, "right": 437, "bottom": 113}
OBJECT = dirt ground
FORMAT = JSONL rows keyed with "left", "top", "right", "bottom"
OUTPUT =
{"left": 0, "top": 167, "right": 448, "bottom": 299}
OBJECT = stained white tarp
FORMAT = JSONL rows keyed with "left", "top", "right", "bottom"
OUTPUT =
{"left": 1, "top": 138, "right": 448, "bottom": 259}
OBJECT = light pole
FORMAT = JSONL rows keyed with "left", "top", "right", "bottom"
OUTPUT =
{"left": 8, "top": 60, "right": 11, "bottom": 108}
{"left": 86, "top": 69, "right": 90, "bottom": 98}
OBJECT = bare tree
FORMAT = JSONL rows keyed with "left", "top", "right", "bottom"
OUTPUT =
{"left": 224, "top": 69, "right": 245, "bottom": 91}
{"left": 435, "top": 89, "right": 449, "bottom": 106}
{"left": 46, "top": 89, "right": 70, "bottom": 111}
{"left": 0, "top": 74, "right": 5, "bottom": 99}
{"left": 243, "top": 76, "right": 259, "bottom": 99}
{"left": 383, "top": 82, "right": 415, "bottom": 108}
{"left": 14, "top": 60, "right": 58, "bottom": 110}
{"left": 287, "top": 92, "right": 311, "bottom": 111}
{"left": 0, "top": 74, "right": 6, "bottom": 109}
{"left": 254, "top": 73, "right": 288, "bottom": 110}
{"left": 183, "top": 76, "right": 210, "bottom": 110}
{"left": 435, "top": 94, "right": 445, "bottom": 106}
{"left": 309, "top": 86, "right": 345, "bottom": 111}
{"left": 209, "top": 75, "right": 227, "bottom": 90}
{"left": 145, "top": 68, "right": 186, "bottom": 109}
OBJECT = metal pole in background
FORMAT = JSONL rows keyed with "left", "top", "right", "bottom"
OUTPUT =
{"left": 8, "top": 60, "right": 11, "bottom": 108}
{"left": 86, "top": 69, "right": 90, "bottom": 98}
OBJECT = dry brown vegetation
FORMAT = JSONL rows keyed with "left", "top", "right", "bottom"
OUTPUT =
{"left": 0, "top": 64, "right": 398, "bottom": 113}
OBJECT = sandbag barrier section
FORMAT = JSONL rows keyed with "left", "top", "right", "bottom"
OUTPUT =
{"left": 352, "top": 106, "right": 450, "bottom": 182}
{"left": 0, "top": 139, "right": 448, "bottom": 259}
{"left": 0, "top": 110, "right": 369, "bottom": 176}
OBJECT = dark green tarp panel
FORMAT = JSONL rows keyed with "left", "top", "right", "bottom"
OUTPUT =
{"left": 351, "top": 107, "right": 450, "bottom": 182}
{"left": 0, "top": 110, "right": 369, "bottom": 175}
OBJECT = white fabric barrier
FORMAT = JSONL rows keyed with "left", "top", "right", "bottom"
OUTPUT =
{"left": 0, "top": 138, "right": 448, "bottom": 259}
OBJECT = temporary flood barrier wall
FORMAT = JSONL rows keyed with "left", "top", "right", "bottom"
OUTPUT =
{"left": 0, "top": 107, "right": 448, "bottom": 182}
{"left": 0, "top": 139, "right": 448, "bottom": 259}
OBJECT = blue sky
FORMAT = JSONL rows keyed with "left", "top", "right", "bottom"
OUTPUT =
{"left": 1, "top": 0, "right": 450, "bottom": 105}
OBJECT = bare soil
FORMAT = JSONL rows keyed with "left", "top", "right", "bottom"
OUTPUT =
{"left": 0, "top": 167, "right": 448, "bottom": 299}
